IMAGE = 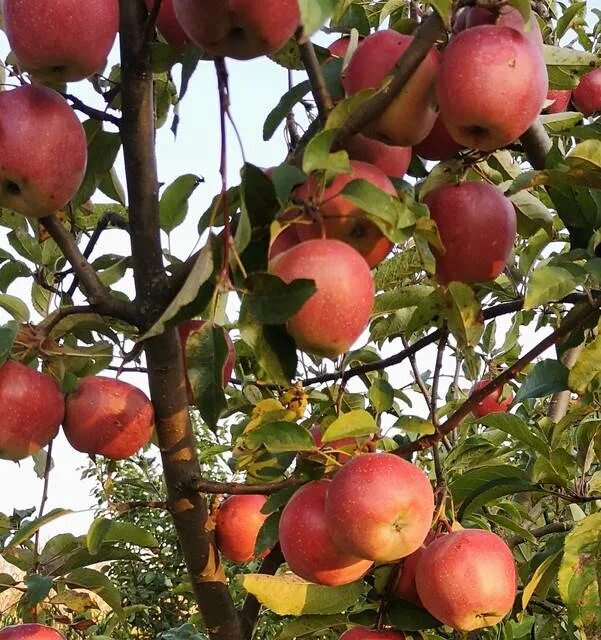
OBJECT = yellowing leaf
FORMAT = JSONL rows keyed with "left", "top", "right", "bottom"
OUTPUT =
{"left": 321, "top": 409, "right": 378, "bottom": 443}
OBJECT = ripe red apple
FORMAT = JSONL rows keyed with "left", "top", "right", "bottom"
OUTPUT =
{"left": 173, "top": 0, "right": 300, "bottom": 60}
{"left": 279, "top": 479, "right": 373, "bottom": 586}
{"left": 325, "top": 453, "right": 434, "bottom": 562}
{"left": 178, "top": 320, "right": 236, "bottom": 403}
{"left": 0, "top": 624, "right": 65, "bottom": 640}
{"left": 414, "top": 116, "right": 464, "bottom": 161}
{"left": 0, "top": 85, "right": 87, "bottom": 218}
{"left": 470, "top": 380, "right": 514, "bottom": 418}
{"left": 424, "top": 181, "right": 517, "bottom": 284}
{"left": 3, "top": 0, "right": 118, "bottom": 82}
{"left": 341, "top": 629, "right": 405, "bottom": 640}
{"left": 215, "top": 494, "right": 271, "bottom": 563}
{"left": 0, "top": 360, "right": 64, "bottom": 461}
{"left": 329, "top": 36, "right": 352, "bottom": 58}
{"left": 437, "top": 26, "right": 548, "bottom": 151}
{"left": 293, "top": 161, "right": 395, "bottom": 268}
{"left": 342, "top": 30, "right": 440, "bottom": 146}
{"left": 544, "top": 89, "right": 572, "bottom": 114}
{"left": 573, "top": 67, "right": 601, "bottom": 116}
{"left": 145, "top": 0, "right": 188, "bottom": 52}
{"left": 415, "top": 529, "right": 517, "bottom": 631}
{"left": 270, "top": 239, "right": 375, "bottom": 358}
{"left": 63, "top": 376, "right": 154, "bottom": 459}
{"left": 346, "top": 135, "right": 412, "bottom": 180}
{"left": 392, "top": 531, "right": 437, "bottom": 606}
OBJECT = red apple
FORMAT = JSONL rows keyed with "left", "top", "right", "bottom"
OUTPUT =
{"left": 342, "top": 30, "right": 440, "bottom": 146}
{"left": 145, "top": 0, "right": 189, "bottom": 52}
{"left": 3, "top": 0, "right": 118, "bottom": 82}
{"left": 279, "top": 479, "right": 373, "bottom": 586}
{"left": 0, "top": 360, "right": 64, "bottom": 461}
{"left": 63, "top": 376, "right": 154, "bottom": 459}
{"left": 415, "top": 529, "right": 517, "bottom": 631}
{"left": 215, "top": 494, "right": 271, "bottom": 563}
{"left": 0, "top": 85, "right": 87, "bottom": 218}
{"left": 269, "top": 223, "right": 302, "bottom": 262}
{"left": 414, "top": 116, "right": 464, "bottom": 161}
{"left": 178, "top": 320, "right": 236, "bottom": 403}
{"left": 329, "top": 36, "right": 352, "bottom": 58}
{"left": 392, "top": 531, "right": 437, "bottom": 606}
{"left": 470, "top": 380, "right": 514, "bottom": 418}
{"left": 325, "top": 453, "right": 434, "bottom": 562}
{"left": 173, "top": 0, "right": 300, "bottom": 60}
{"left": 341, "top": 629, "right": 405, "bottom": 640}
{"left": 293, "top": 161, "right": 395, "bottom": 268}
{"left": 270, "top": 239, "right": 375, "bottom": 358}
{"left": 437, "top": 26, "right": 548, "bottom": 151}
{"left": 424, "top": 181, "right": 517, "bottom": 284}
{"left": 573, "top": 67, "right": 601, "bottom": 116}
{"left": 0, "top": 624, "right": 65, "bottom": 640}
{"left": 346, "top": 135, "right": 412, "bottom": 180}
{"left": 543, "top": 89, "right": 572, "bottom": 114}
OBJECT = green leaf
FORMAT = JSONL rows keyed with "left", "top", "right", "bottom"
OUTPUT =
{"left": 299, "top": 0, "right": 336, "bottom": 38}
{"left": 515, "top": 359, "right": 570, "bottom": 402}
{"left": 6, "top": 508, "right": 72, "bottom": 551}
{"left": 543, "top": 44, "right": 601, "bottom": 90}
{"left": 449, "top": 465, "right": 529, "bottom": 503}
{"left": 159, "top": 174, "right": 203, "bottom": 233}
{"left": 64, "top": 568, "right": 123, "bottom": 617}
{"left": 558, "top": 513, "right": 601, "bottom": 635}
{"left": 458, "top": 477, "right": 543, "bottom": 521}
{"left": 50, "top": 589, "right": 97, "bottom": 613}
{"left": 445, "top": 282, "right": 484, "bottom": 348}
{"left": 277, "top": 614, "right": 348, "bottom": 639}
{"left": 568, "top": 335, "right": 601, "bottom": 394}
{"left": 264, "top": 80, "right": 310, "bottom": 141}
{"left": 245, "top": 421, "right": 315, "bottom": 453}
{"left": 0, "top": 320, "right": 18, "bottom": 365}
{"left": 243, "top": 273, "right": 316, "bottom": 325}
{"left": 238, "top": 573, "right": 366, "bottom": 615}
{"left": 387, "top": 599, "right": 441, "bottom": 631}
{"left": 86, "top": 518, "right": 158, "bottom": 555}
{"left": 480, "top": 413, "right": 550, "bottom": 456}
{"left": 322, "top": 409, "right": 378, "bottom": 443}
{"left": 522, "top": 550, "right": 562, "bottom": 610}
{"left": 302, "top": 129, "right": 351, "bottom": 176}
{"left": 23, "top": 575, "right": 53, "bottom": 608}
{"left": 254, "top": 511, "right": 280, "bottom": 557}
{"left": 394, "top": 415, "right": 436, "bottom": 435}
{"left": 0, "top": 293, "right": 30, "bottom": 322}
{"left": 506, "top": 0, "right": 531, "bottom": 22}
{"left": 426, "top": 0, "right": 453, "bottom": 29}
{"left": 524, "top": 262, "right": 587, "bottom": 309}
{"left": 188, "top": 323, "right": 229, "bottom": 430}
{"left": 369, "top": 379, "right": 394, "bottom": 414}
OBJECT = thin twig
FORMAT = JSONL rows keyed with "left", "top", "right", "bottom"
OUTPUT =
{"left": 33, "top": 440, "right": 54, "bottom": 572}
{"left": 185, "top": 476, "right": 304, "bottom": 496}
{"left": 62, "top": 93, "right": 121, "bottom": 127}
{"left": 298, "top": 38, "right": 333, "bottom": 121}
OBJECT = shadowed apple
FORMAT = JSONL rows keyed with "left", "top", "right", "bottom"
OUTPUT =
{"left": 145, "top": 0, "right": 189, "bottom": 52}
{"left": 341, "top": 629, "right": 405, "bottom": 639}
{"left": 414, "top": 116, "right": 464, "bottom": 161}
{"left": 346, "top": 135, "right": 412, "bottom": 180}
{"left": 573, "top": 67, "right": 601, "bottom": 116}
{"left": 470, "top": 380, "right": 514, "bottom": 418}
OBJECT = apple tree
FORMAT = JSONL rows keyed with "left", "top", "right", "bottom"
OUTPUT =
{"left": 0, "top": 1, "right": 601, "bottom": 639}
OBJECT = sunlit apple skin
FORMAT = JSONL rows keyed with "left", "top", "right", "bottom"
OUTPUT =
{"left": 325, "top": 453, "right": 434, "bottom": 562}
{"left": 215, "top": 494, "right": 270, "bottom": 563}
{"left": 0, "top": 85, "right": 87, "bottom": 219}
{"left": 573, "top": 67, "right": 601, "bottom": 116}
{"left": 342, "top": 30, "right": 440, "bottom": 146}
{"left": 413, "top": 116, "right": 464, "bottom": 161}
{"left": 178, "top": 320, "right": 236, "bottom": 403}
{"left": 415, "top": 529, "right": 518, "bottom": 632}
{"left": 341, "top": 629, "right": 405, "bottom": 640}
{"left": 470, "top": 380, "right": 514, "bottom": 418}
{"left": 145, "top": 0, "right": 188, "bottom": 52}
{"left": 0, "top": 624, "right": 65, "bottom": 640}
{"left": 437, "top": 26, "right": 548, "bottom": 151}
{"left": 173, "top": 0, "right": 300, "bottom": 60}
{"left": 279, "top": 479, "right": 373, "bottom": 586}
{"left": 346, "top": 135, "right": 412, "bottom": 180}
{"left": 294, "top": 161, "right": 395, "bottom": 268}
{"left": 63, "top": 377, "right": 154, "bottom": 460}
{"left": 270, "top": 239, "right": 375, "bottom": 358}
{"left": 424, "top": 181, "right": 517, "bottom": 285}
{"left": 0, "top": 360, "right": 64, "bottom": 461}
{"left": 2, "top": 0, "right": 118, "bottom": 82}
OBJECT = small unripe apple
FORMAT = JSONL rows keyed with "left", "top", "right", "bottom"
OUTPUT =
{"left": 470, "top": 380, "right": 513, "bottom": 418}
{"left": 437, "top": 26, "right": 548, "bottom": 151}
{"left": 0, "top": 360, "right": 65, "bottom": 461}
{"left": 0, "top": 85, "right": 87, "bottom": 219}
{"left": 424, "top": 181, "right": 517, "bottom": 284}
{"left": 341, "top": 629, "right": 405, "bottom": 640}
{"left": 279, "top": 479, "right": 373, "bottom": 586}
{"left": 573, "top": 67, "right": 601, "bottom": 116}
{"left": 173, "top": 0, "right": 300, "bottom": 60}
{"left": 346, "top": 135, "right": 412, "bottom": 180}
{"left": 325, "top": 453, "right": 434, "bottom": 562}
{"left": 3, "top": 0, "right": 119, "bottom": 82}
{"left": 178, "top": 320, "right": 236, "bottom": 403}
{"left": 270, "top": 239, "right": 375, "bottom": 358}
{"left": 215, "top": 494, "right": 271, "bottom": 563}
{"left": 0, "top": 624, "right": 65, "bottom": 640}
{"left": 415, "top": 529, "right": 518, "bottom": 632}
{"left": 63, "top": 377, "right": 154, "bottom": 459}
{"left": 342, "top": 30, "right": 440, "bottom": 146}
{"left": 413, "top": 116, "right": 464, "bottom": 161}
{"left": 145, "top": 0, "right": 189, "bottom": 52}
{"left": 293, "top": 161, "right": 395, "bottom": 268}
